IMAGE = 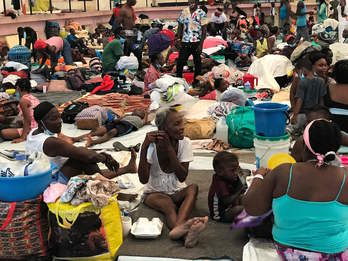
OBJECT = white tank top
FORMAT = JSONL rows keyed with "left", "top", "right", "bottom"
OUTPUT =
{"left": 26, "top": 129, "right": 68, "bottom": 170}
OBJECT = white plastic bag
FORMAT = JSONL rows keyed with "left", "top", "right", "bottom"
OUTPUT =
{"left": 26, "top": 152, "right": 51, "bottom": 176}
{"left": 220, "top": 87, "right": 247, "bottom": 106}
{"left": 0, "top": 161, "right": 26, "bottom": 177}
{"left": 116, "top": 55, "right": 139, "bottom": 71}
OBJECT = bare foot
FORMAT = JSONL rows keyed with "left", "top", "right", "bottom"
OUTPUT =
{"left": 125, "top": 149, "right": 137, "bottom": 173}
{"left": 184, "top": 216, "right": 208, "bottom": 248}
{"left": 85, "top": 135, "right": 93, "bottom": 148}
{"left": 169, "top": 217, "right": 200, "bottom": 240}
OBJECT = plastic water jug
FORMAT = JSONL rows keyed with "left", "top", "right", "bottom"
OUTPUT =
{"left": 243, "top": 73, "right": 258, "bottom": 89}
{"left": 216, "top": 118, "right": 229, "bottom": 144}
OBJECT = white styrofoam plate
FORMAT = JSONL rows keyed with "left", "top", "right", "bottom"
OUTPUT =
{"left": 131, "top": 217, "right": 163, "bottom": 239}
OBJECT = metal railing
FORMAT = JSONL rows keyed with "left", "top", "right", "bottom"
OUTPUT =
{"left": 2, "top": 0, "right": 284, "bottom": 16}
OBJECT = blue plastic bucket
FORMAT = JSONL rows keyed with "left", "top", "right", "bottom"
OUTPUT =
{"left": 0, "top": 170, "right": 52, "bottom": 202}
{"left": 252, "top": 102, "right": 289, "bottom": 137}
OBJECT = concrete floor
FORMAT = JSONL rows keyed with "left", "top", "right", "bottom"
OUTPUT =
{"left": 117, "top": 169, "right": 251, "bottom": 261}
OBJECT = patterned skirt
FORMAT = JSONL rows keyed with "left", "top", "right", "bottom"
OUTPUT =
{"left": 275, "top": 243, "right": 348, "bottom": 261}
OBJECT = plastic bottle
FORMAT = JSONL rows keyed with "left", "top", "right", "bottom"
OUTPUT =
{"left": 121, "top": 210, "right": 132, "bottom": 237}
{"left": 216, "top": 117, "right": 229, "bottom": 144}
{"left": 244, "top": 81, "right": 251, "bottom": 92}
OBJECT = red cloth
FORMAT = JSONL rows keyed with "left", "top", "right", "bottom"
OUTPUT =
{"left": 90, "top": 75, "right": 114, "bottom": 94}
{"left": 1, "top": 70, "right": 28, "bottom": 79}
{"left": 160, "top": 29, "right": 175, "bottom": 47}
{"left": 200, "top": 90, "right": 217, "bottom": 100}
{"left": 113, "top": 7, "right": 120, "bottom": 17}
{"left": 144, "top": 64, "right": 160, "bottom": 91}
{"left": 34, "top": 39, "right": 47, "bottom": 50}
{"left": 168, "top": 52, "right": 179, "bottom": 65}
{"left": 108, "top": 36, "right": 115, "bottom": 43}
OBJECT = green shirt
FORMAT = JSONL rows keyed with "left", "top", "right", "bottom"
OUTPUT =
{"left": 318, "top": 3, "right": 327, "bottom": 23}
{"left": 102, "top": 39, "right": 123, "bottom": 73}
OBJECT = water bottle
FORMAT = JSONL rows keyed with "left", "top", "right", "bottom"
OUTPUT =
{"left": 244, "top": 81, "right": 251, "bottom": 92}
{"left": 216, "top": 117, "right": 229, "bottom": 144}
{"left": 121, "top": 210, "right": 132, "bottom": 237}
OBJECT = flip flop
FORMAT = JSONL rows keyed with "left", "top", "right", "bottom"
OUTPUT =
{"left": 113, "top": 142, "right": 140, "bottom": 152}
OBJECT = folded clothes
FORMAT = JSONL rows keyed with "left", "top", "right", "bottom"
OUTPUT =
{"left": 60, "top": 174, "right": 120, "bottom": 208}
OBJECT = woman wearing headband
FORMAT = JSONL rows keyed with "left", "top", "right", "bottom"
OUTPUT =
{"left": 243, "top": 119, "right": 348, "bottom": 259}
{"left": 25, "top": 101, "right": 136, "bottom": 184}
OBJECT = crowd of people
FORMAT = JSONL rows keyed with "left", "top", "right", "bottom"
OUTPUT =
{"left": 1, "top": 0, "right": 348, "bottom": 259}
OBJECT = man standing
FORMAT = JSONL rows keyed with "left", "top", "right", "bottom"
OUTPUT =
{"left": 117, "top": 0, "right": 137, "bottom": 30}
{"left": 117, "top": 0, "right": 143, "bottom": 70}
{"left": 176, "top": 0, "right": 208, "bottom": 84}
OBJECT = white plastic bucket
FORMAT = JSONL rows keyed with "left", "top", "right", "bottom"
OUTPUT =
{"left": 254, "top": 134, "right": 290, "bottom": 168}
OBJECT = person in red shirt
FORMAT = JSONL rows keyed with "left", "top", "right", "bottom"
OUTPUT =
{"left": 208, "top": 151, "right": 246, "bottom": 222}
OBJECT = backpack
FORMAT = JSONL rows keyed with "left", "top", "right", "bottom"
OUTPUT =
{"left": 61, "top": 102, "right": 89, "bottom": 124}
{"left": 226, "top": 106, "right": 255, "bottom": 149}
{"left": 66, "top": 69, "right": 85, "bottom": 91}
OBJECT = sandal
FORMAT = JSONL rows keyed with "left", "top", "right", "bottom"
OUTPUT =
{"left": 113, "top": 141, "right": 140, "bottom": 152}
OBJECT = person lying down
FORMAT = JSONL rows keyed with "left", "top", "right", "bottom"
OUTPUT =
{"left": 75, "top": 109, "right": 151, "bottom": 147}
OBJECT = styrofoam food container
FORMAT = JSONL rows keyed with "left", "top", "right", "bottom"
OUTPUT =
{"left": 130, "top": 217, "right": 163, "bottom": 239}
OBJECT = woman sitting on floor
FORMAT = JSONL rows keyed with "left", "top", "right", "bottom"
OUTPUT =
{"left": 26, "top": 102, "right": 137, "bottom": 184}
{"left": 138, "top": 107, "right": 208, "bottom": 248}
{"left": 243, "top": 119, "right": 348, "bottom": 260}
{"left": 0, "top": 78, "right": 40, "bottom": 143}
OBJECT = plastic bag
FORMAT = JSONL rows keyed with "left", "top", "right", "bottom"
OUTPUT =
{"left": 226, "top": 106, "right": 255, "bottom": 149}
{"left": 47, "top": 196, "right": 122, "bottom": 260}
{"left": 116, "top": 55, "right": 139, "bottom": 71}
{"left": 26, "top": 152, "right": 51, "bottom": 176}
{"left": 220, "top": 87, "right": 247, "bottom": 106}
{"left": 0, "top": 152, "right": 51, "bottom": 177}
{"left": 184, "top": 118, "right": 216, "bottom": 140}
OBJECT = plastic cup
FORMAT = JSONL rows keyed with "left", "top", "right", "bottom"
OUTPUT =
{"left": 122, "top": 216, "right": 132, "bottom": 237}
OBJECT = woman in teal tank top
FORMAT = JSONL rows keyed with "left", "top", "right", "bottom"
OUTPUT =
{"left": 243, "top": 119, "right": 348, "bottom": 260}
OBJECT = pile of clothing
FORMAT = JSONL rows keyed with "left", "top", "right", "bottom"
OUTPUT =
{"left": 45, "top": 174, "right": 120, "bottom": 208}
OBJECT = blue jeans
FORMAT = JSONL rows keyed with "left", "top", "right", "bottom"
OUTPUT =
{"left": 62, "top": 39, "right": 73, "bottom": 65}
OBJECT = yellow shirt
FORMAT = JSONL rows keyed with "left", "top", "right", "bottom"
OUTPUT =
{"left": 256, "top": 39, "right": 268, "bottom": 58}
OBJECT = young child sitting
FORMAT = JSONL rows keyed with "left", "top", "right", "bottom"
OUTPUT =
{"left": 77, "top": 109, "right": 149, "bottom": 147}
{"left": 208, "top": 151, "right": 246, "bottom": 222}
{"left": 290, "top": 58, "right": 327, "bottom": 135}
